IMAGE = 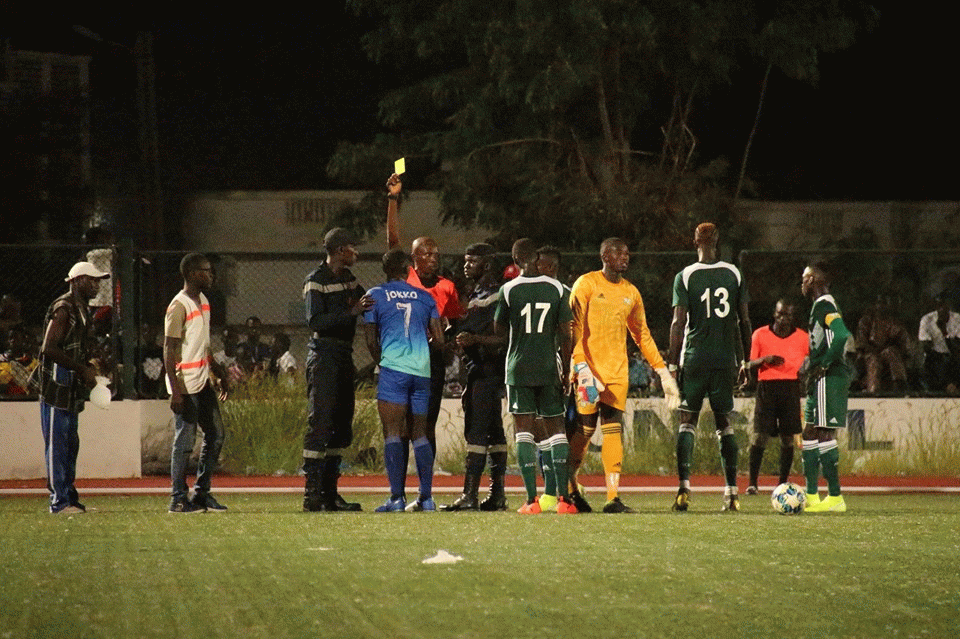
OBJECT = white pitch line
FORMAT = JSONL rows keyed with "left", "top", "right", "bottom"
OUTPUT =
{"left": 3, "top": 485, "right": 959, "bottom": 496}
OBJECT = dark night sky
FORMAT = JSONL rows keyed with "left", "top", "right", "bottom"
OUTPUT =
{"left": 8, "top": 5, "right": 956, "bottom": 202}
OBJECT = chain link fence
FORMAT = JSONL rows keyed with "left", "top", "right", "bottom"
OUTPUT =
{"left": 2, "top": 244, "right": 958, "bottom": 400}
{"left": 0, "top": 244, "right": 120, "bottom": 400}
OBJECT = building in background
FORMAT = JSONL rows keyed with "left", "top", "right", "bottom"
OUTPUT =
{"left": 1, "top": 44, "right": 92, "bottom": 244}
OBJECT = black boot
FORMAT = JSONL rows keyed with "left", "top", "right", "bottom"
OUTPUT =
{"left": 479, "top": 451, "right": 507, "bottom": 511}
{"left": 302, "top": 458, "right": 327, "bottom": 512}
{"left": 324, "top": 455, "right": 362, "bottom": 511}
{"left": 441, "top": 472, "right": 481, "bottom": 511}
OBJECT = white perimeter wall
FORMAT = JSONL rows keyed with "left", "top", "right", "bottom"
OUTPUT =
{"left": 2, "top": 397, "right": 958, "bottom": 480}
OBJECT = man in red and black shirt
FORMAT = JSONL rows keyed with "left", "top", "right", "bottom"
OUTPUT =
{"left": 742, "top": 298, "right": 809, "bottom": 494}
{"left": 386, "top": 174, "right": 464, "bottom": 458}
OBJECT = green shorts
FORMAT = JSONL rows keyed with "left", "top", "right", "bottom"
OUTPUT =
{"left": 506, "top": 384, "right": 565, "bottom": 418}
{"left": 804, "top": 373, "right": 849, "bottom": 429}
{"left": 678, "top": 367, "right": 735, "bottom": 415}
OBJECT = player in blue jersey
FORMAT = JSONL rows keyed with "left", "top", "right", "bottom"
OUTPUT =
{"left": 363, "top": 248, "right": 444, "bottom": 512}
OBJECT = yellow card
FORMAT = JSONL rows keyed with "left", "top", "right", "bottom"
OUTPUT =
{"left": 394, "top": 158, "right": 406, "bottom": 175}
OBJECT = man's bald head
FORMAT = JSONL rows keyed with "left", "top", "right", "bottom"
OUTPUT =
{"left": 411, "top": 236, "right": 440, "bottom": 277}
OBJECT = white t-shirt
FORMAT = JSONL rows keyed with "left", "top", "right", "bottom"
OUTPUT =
{"left": 918, "top": 310, "right": 960, "bottom": 354}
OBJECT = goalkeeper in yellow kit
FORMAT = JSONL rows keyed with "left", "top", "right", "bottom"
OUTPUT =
{"left": 568, "top": 238, "right": 680, "bottom": 513}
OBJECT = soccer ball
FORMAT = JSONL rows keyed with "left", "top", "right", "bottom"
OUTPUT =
{"left": 771, "top": 482, "right": 806, "bottom": 515}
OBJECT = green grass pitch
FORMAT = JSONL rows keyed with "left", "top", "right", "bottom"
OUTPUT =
{"left": 2, "top": 493, "right": 958, "bottom": 639}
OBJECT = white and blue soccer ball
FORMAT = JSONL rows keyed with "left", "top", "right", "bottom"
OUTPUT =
{"left": 771, "top": 482, "right": 806, "bottom": 515}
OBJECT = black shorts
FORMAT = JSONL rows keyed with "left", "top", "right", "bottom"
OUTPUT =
{"left": 753, "top": 379, "right": 802, "bottom": 437}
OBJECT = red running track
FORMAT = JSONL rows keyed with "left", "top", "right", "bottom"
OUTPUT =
{"left": 3, "top": 474, "right": 959, "bottom": 495}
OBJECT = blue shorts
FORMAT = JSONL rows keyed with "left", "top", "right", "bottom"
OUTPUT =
{"left": 378, "top": 367, "right": 431, "bottom": 416}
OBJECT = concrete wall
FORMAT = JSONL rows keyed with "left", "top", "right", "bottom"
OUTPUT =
{"left": 3, "top": 397, "right": 959, "bottom": 480}
{"left": 2, "top": 400, "right": 144, "bottom": 480}
{"left": 185, "top": 190, "right": 492, "bottom": 254}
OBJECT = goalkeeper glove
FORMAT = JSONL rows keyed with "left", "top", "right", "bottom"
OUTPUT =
{"left": 574, "top": 362, "right": 604, "bottom": 404}
{"left": 656, "top": 367, "right": 681, "bottom": 410}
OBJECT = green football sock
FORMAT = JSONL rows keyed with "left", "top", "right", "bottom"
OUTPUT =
{"left": 802, "top": 440, "right": 821, "bottom": 495}
{"left": 820, "top": 444, "right": 841, "bottom": 497}
{"left": 550, "top": 440, "right": 570, "bottom": 499}
{"left": 538, "top": 443, "right": 556, "bottom": 496}
{"left": 719, "top": 433, "right": 738, "bottom": 487}
{"left": 677, "top": 430, "right": 695, "bottom": 483}
{"left": 516, "top": 436, "right": 539, "bottom": 502}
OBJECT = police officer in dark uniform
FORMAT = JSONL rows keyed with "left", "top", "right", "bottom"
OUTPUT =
{"left": 301, "top": 228, "right": 374, "bottom": 512}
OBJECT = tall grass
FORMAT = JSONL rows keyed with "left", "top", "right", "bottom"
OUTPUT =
{"left": 219, "top": 375, "right": 383, "bottom": 475}
{"left": 842, "top": 402, "right": 960, "bottom": 476}
{"left": 220, "top": 379, "right": 960, "bottom": 478}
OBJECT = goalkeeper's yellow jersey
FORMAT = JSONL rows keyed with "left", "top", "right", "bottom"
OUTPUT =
{"left": 570, "top": 271, "right": 665, "bottom": 386}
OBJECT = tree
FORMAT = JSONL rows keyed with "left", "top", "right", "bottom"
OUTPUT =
{"left": 333, "top": 0, "right": 876, "bottom": 251}
{"left": 735, "top": 1, "right": 879, "bottom": 199}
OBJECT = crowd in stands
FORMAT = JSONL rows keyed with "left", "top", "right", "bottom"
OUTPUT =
{"left": 2, "top": 276, "right": 959, "bottom": 401}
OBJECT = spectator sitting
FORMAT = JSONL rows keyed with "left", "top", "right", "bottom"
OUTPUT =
{"left": 918, "top": 292, "right": 960, "bottom": 395}
{"left": 84, "top": 226, "right": 116, "bottom": 335}
{"left": 137, "top": 323, "right": 166, "bottom": 399}
{"left": 236, "top": 316, "right": 271, "bottom": 374}
{"left": 628, "top": 341, "right": 652, "bottom": 397}
{"left": 213, "top": 326, "right": 245, "bottom": 387}
{"left": 0, "top": 294, "right": 23, "bottom": 343}
{"left": 268, "top": 331, "right": 298, "bottom": 382}
{"left": 855, "top": 294, "right": 911, "bottom": 395}
{"left": 0, "top": 325, "right": 39, "bottom": 398}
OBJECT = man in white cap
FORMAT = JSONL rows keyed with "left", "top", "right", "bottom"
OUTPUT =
{"left": 38, "top": 262, "right": 109, "bottom": 514}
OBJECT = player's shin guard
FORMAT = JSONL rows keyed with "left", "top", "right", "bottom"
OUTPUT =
{"left": 412, "top": 437, "right": 434, "bottom": 500}
{"left": 718, "top": 431, "right": 738, "bottom": 488}
{"left": 548, "top": 434, "right": 570, "bottom": 499}
{"left": 778, "top": 444, "right": 795, "bottom": 485}
{"left": 515, "top": 432, "right": 539, "bottom": 502}
{"left": 384, "top": 437, "right": 406, "bottom": 500}
{"left": 538, "top": 441, "right": 556, "bottom": 496}
{"left": 748, "top": 444, "right": 764, "bottom": 488}
{"left": 600, "top": 423, "right": 623, "bottom": 501}
{"left": 819, "top": 441, "right": 841, "bottom": 497}
{"left": 677, "top": 426, "right": 695, "bottom": 483}
{"left": 802, "top": 438, "right": 821, "bottom": 496}
{"left": 567, "top": 424, "right": 595, "bottom": 493}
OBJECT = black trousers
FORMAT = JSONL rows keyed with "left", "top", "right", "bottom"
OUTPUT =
{"left": 305, "top": 343, "right": 355, "bottom": 455}
{"left": 462, "top": 372, "right": 506, "bottom": 447}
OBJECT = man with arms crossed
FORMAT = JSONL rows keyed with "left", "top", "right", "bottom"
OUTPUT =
{"left": 800, "top": 263, "right": 852, "bottom": 512}
{"left": 667, "top": 223, "right": 751, "bottom": 513}
{"left": 363, "top": 248, "right": 444, "bottom": 512}
{"left": 570, "top": 238, "right": 680, "bottom": 513}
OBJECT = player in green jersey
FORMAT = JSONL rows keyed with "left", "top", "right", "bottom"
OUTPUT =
{"left": 800, "top": 263, "right": 852, "bottom": 513}
{"left": 494, "top": 239, "right": 576, "bottom": 514}
{"left": 667, "top": 223, "right": 752, "bottom": 512}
